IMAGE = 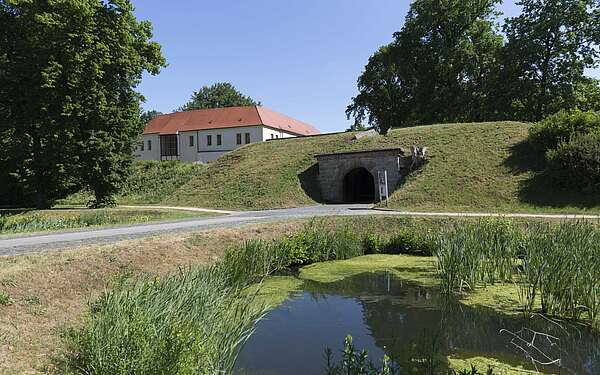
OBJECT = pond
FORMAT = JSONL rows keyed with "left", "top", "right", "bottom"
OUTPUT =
{"left": 236, "top": 272, "right": 600, "bottom": 374}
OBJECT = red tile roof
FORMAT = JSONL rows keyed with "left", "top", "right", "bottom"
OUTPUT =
{"left": 143, "top": 106, "right": 320, "bottom": 136}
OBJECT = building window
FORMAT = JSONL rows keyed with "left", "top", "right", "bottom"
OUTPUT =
{"left": 245, "top": 133, "right": 251, "bottom": 144}
{"left": 271, "top": 134, "right": 274, "bottom": 140}
{"left": 189, "top": 135, "right": 194, "bottom": 147}
{"left": 140, "top": 142, "right": 144, "bottom": 151}
{"left": 217, "top": 134, "right": 222, "bottom": 146}
{"left": 207, "top": 135, "right": 212, "bottom": 146}
{"left": 236, "top": 133, "right": 242, "bottom": 145}
{"left": 148, "top": 140, "right": 152, "bottom": 151}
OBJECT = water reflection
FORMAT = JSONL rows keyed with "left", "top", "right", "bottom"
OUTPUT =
{"left": 236, "top": 272, "right": 600, "bottom": 374}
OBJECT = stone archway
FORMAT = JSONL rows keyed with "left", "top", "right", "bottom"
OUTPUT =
{"left": 343, "top": 168, "right": 375, "bottom": 203}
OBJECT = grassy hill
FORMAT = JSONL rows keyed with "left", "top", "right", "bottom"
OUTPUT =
{"left": 163, "top": 121, "right": 600, "bottom": 213}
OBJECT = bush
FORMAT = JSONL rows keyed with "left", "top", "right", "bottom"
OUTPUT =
{"left": 546, "top": 131, "right": 600, "bottom": 193}
{"left": 362, "top": 233, "right": 383, "bottom": 254}
{"left": 382, "top": 229, "right": 436, "bottom": 256}
{"left": 529, "top": 110, "right": 600, "bottom": 153}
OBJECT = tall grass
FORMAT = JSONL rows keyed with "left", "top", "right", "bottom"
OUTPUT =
{"left": 70, "top": 266, "right": 268, "bottom": 374}
{"left": 520, "top": 221, "right": 600, "bottom": 321}
{"left": 435, "top": 220, "right": 521, "bottom": 294}
{"left": 435, "top": 219, "right": 600, "bottom": 324}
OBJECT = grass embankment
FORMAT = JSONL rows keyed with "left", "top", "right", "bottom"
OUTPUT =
{"left": 59, "top": 160, "right": 205, "bottom": 206}
{"left": 0, "top": 208, "right": 213, "bottom": 235}
{"left": 164, "top": 121, "right": 600, "bottom": 213}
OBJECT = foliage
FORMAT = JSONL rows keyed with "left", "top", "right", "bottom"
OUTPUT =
{"left": 434, "top": 219, "right": 600, "bottom": 324}
{"left": 325, "top": 335, "right": 397, "bottom": 375}
{"left": 499, "top": 0, "right": 600, "bottom": 121}
{"left": 435, "top": 220, "right": 522, "bottom": 294}
{"left": 382, "top": 229, "right": 436, "bottom": 256}
{"left": 68, "top": 265, "right": 267, "bottom": 375}
{"left": 0, "top": 0, "right": 166, "bottom": 208}
{"left": 324, "top": 335, "right": 496, "bottom": 375}
{"left": 179, "top": 82, "right": 260, "bottom": 111}
{"left": 528, "top": 110, "right": 600, "bottom": 152}
{"left": 546, "top": 131, "right": 600, "bottom": 193}
{"left": 61, "top": 160, "right": 205, "bottom": 205}
{"left": 347, "top": 0, "right": 600, "bottom": 132}
{"left": 519, "top": 221, "right": 600, "bottom": 320}
{"left": 347, "top": 0, "right": 502, "bottom": 133}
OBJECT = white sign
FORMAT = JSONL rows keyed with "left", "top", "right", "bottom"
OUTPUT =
{"left": 377, "top": 170, "right": 389, "bottom": 206}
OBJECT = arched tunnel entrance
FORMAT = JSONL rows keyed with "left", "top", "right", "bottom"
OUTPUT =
{"left": 343, "top": 168, "right": 375, "bottom": 203}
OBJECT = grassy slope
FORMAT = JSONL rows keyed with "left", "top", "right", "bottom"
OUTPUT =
{"left": 165, "top": 121, "right": 600, "bottom": 213}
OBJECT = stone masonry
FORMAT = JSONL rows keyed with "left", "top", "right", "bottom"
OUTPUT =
{"left": 315, "top": 148, "right": 414, "bottom": 203}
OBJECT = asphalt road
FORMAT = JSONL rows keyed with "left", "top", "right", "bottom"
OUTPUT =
{"left": 2, "top": 204, "right": 599, "bottom": 256}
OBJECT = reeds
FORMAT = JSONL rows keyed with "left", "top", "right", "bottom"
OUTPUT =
{"left": 435, "top": 220, "right": 521, "bottom": 294}
{"left": 520, "top": 221, "right": 600, "bottom": 321}
{"left": 70, "top": 265, "right": 268, "bottom": 374}
{"left": 435, "top": 219, "right": 600, "bottom": 324}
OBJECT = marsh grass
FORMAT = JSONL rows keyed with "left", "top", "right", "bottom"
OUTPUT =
{"left": 520, "top": 221, "right": 600, "bottom": 321}
{"left": 69, "top": 266, "right": 268, "bottom": 374}
{"left": 436, "top": 220, "right": 521, "bottom": 294}
{"left": 435, "top": 219, "right": 600, "bottom": 324}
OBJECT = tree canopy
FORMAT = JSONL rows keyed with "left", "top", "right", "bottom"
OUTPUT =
{"left": 348, "top": 0, "right": 600, "bottom": 134}
{"left": 0, "top": 0, "right": 166, "bottom": 208}
{"left": 180, "top": 82, "right": 260, "bottom": 111}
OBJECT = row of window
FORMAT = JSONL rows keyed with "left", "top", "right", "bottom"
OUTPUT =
{"left": 140, "top": 131, "right": 264, "bottom": 153}
{"left": 188, "top": 132, "right": 252, "bottom": 147}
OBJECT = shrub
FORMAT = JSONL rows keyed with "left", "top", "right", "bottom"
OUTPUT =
{"left": 382, "top": 229, "right": 435, "bottom": 256}
{"left": 529, "top": 110, "right": 600, "bottom": 152}
{"left": 546, "top": 131, "right": 600, "bottom": 193}
{"left": 362, "top": 233, "right": 383, "bottom": 254}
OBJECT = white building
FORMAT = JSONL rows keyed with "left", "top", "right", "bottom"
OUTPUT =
{"left": 134, "top": 106, "right": 320, "bottom": 163}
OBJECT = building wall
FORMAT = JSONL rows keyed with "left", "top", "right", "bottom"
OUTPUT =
{"left": 133, "top": 133, "right": 160, "bottom": 161}
{"left": 135, "top": 125, "right": 301, "bottom": 163}
{"left": 262, "top": 127, "right": 296, "bottom": 141}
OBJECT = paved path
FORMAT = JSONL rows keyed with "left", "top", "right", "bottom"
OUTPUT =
{"left": 1, "top": 205, "right": 599, "bottom": 256}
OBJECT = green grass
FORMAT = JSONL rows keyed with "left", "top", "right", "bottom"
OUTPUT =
{"left": 0, "top": 208, "right": 212, "bottom": 235}
{"left": 60, "top": 160, "right": 205, "bottom": 206}
{"left": 163, "top": 122, "right": 600, "bottom": 213}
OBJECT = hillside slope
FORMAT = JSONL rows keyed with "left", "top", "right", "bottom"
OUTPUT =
{"left": 164, "top": 122, "right": 600, "bottom": 213}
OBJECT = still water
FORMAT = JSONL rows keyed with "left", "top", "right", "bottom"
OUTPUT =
{"left": 236, "top": 272, "right": 600, "bottom": 374}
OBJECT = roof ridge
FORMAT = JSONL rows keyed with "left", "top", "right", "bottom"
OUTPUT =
{"left": 254, "top": 105, "right": 264, "bottom": 126}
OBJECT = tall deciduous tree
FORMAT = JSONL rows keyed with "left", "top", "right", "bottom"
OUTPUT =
{"left": 180, "top": 82, "right": 260, "bottom": 111}
{"left": 347, "top": 0, "right": 503, "bottom": 134}
{"left": 0, "top": 0, "right": 165, "bottom": 208}
{"left": 499, "top": 0, "right": 600, "bottom": 121}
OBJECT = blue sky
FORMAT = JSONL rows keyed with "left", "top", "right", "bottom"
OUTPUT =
{"left": 133, "top": 1, "right": 599, "bottom": 133}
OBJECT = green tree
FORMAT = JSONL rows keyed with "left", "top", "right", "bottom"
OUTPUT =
{"left": 0, "top": 0, "right": 165, "bottom": 208}
{"left": 499, "top": 0, "right": 600, "bottom": 121}
{"left": 180, "top": 82, "right": 260, "bottom": 111}
{"left": 347, "top": 0, "right": 503, "bottom": 134}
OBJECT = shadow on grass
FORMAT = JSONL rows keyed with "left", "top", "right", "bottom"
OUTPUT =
{"left": 298, "top": 163, "right": 324, "bottom": 203}
{"left": 503, "top": 140, "right": 600, "bottom": 210}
